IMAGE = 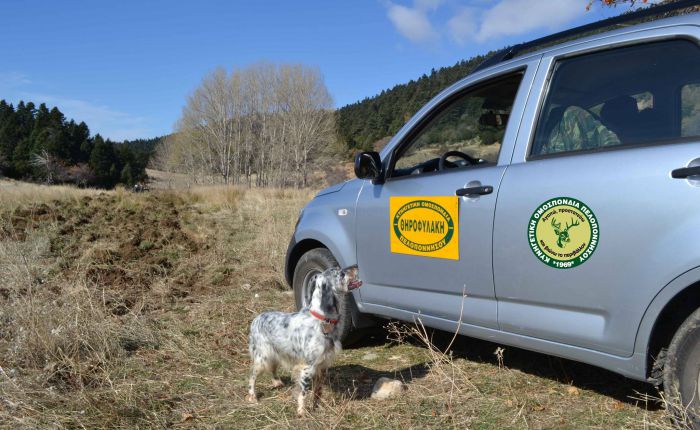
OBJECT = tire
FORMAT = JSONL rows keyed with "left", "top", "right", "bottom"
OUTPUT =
{"left": 663, "top": 307, "right": 700, "bottom": 429}
{"left": 292, "top": 248, "right": 354, "bottom": 344}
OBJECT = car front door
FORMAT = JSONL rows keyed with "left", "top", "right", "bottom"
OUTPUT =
{"left": 355, "top": 61, "right": 538, "bottom": 329}
{"left": 494, "top": 36, "right": 700, "bottom": 357}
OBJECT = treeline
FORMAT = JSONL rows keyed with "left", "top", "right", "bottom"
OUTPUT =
{"left": 335, "top": 54, "right": 489, "bottom": 151}
{"left": 121, "top": 136, "right": 164, "bottom": 160}
{"left": 0, "top": 100, "right": 152, "bottom": 188}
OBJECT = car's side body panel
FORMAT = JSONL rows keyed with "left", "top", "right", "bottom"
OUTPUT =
{"left": 494, "top": 142, "right": 700, "bottom": 358}
{"left": 285, "top": 15, "right": 700, "bottom": 382}
{"left": 354, "top": 57, "right": 540, "bottom": 330}
{"left": 498, "top": 24, "right": 700, "bottom": 365}
{"left": 359, "top": 301, "right": 645, "bottom": 379}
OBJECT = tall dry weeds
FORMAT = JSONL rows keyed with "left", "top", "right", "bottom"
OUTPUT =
{"left": 0, "top": 180, "right": 680, "bottom": 429}
{"left": 0, "top": 180, "right": 96, "bottom": 211}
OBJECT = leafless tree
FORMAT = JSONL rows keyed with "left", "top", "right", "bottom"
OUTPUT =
{"left": 31, "top": 149, "right": 62, "bottom": 185}
{"left": 156, "top": 63, "right": 336, "bottom": 188}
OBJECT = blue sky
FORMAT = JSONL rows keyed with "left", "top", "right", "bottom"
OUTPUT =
{"left": 0, "top": 1, "right": 639, "bottom": 141}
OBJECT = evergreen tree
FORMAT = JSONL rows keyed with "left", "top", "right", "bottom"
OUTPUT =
{"left": 0, "top": 98, "right": 154, "bottom": 188}
{"left": 0, "top": 101, "right": 18, "bottom": 175}
{"left": 120, "top": 163, "right": 134, "bottom": 186}
{"left": 89, "top": 135, "right": 118, "bottom": 187}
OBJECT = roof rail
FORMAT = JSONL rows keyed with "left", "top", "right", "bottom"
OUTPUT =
{"left": 473, "top": 0, "right": 700, "bottom": 73}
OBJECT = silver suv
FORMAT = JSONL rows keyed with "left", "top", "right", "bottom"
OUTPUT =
{"left": 286, "top": 4, "right": 700, "bottom": 425}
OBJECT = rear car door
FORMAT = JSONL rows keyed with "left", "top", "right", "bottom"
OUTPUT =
{"left": 355, "top": 60, "right": 539, "bottom": 329}
{"left": 494, "top": 32, "right": 700, "bottom": 357}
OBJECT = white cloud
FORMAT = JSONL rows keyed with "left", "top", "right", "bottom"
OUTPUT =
{"left": 447, "top": 7, "right": 477, "bottom": 45}
{"left": 386, "top": 1, "right": 440, "bottom": 44}
{"left": 0, "top": 72, "right": 32, "bottom": 92}
{"left": 22, "top": 93, "right": 153, "bottom": 141}
{"left": 474, "top": 0, "right": 582, "bottom": 43}
{"left": 388, "top": 0, "right": 586, "bottom": 47}
{"left": 414, "top": 0, "right": 444, "bottom": 11}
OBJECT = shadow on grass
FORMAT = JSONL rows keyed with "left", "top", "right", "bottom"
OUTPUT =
{"left": 346, "top": 323, "right": 662, "bottom": 411}
{"left": 328, "top": 361, "right": 430, "bottom": 399}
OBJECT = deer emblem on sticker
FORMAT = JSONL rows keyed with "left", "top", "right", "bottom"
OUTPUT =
{"left": 527, "top": 197, "right": 599, "bottom": 269}
{"left": 551, "top": 217, "right": 579, "bottom": 248}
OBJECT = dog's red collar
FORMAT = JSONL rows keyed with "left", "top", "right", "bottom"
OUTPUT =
{"left": 310, "top": 310, "right": 338, "bottom": 325}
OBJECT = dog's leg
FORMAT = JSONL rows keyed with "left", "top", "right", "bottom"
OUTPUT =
{"left": 312, "top": 369, "right": 324, "bottom": 410}
{"left": 270, "top": 362, "right": 284, "bottom": 388}
{"left": 247, "top": 362, "right": 263, "bottom": 403}
{"left": 297, "top": 365, "right": 315, "bottom": 416}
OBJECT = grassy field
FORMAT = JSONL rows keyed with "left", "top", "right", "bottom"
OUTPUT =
{"left": 0, "top": 179, "right": 678, "bottom": 429}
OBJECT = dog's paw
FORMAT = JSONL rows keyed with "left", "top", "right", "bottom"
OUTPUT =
{"left": 246, "top": 393, "right": 258, "bottom": 403}
{"left": 271, "top": 379, "right": 284, "bottom": 389}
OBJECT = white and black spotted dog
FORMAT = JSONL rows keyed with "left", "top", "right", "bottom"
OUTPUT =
{"left": 247, "top": 266, "right": 361, "bottom": 415}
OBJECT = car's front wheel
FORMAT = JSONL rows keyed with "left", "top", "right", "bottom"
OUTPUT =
{"left": 292, "top": 248, "right": 354, "bottom": 344}
{"left": 663, "top": 307, "right": 700, "bottom": 429}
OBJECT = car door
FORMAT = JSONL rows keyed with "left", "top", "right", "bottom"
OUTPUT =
{"left": 355, "top": 60, "right": 539, "bottom": 329}
{"left": 494, "top": 35, "right": 700, "bottom": 357}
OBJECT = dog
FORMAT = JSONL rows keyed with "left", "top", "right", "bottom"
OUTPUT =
{"left": 247, "top": 266, "right": 361, "bottom": 415}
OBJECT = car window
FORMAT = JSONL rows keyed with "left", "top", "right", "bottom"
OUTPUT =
{"left": 682, "top": 83, "right": 700, "bottom": 136}
{"left": 531, "top": 40, "right": 700, "bottom": 157}
{"left": 391, "top": 73, "right": 523, "bottom": 178}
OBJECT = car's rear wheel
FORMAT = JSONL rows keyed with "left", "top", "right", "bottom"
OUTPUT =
{"left": 663, "top": 307, "right": 700, "bottom": 429}
{"left": 292, "top": 248, "right": 354, "bottom": 344}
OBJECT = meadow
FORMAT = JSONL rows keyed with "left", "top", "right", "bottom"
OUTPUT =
{"left": 0, "top": 178, "right": 679, "bottom": 429}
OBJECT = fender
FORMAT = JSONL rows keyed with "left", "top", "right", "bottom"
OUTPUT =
{"left": 634, "top": 265, "right": 700, "bottom": 376}
{"left": 284, "top": 180, "right": 364, "bottom": 286}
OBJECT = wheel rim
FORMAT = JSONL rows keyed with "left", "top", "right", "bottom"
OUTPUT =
{"left": 697, "top": 369, "right": 700, "bottom": 402}
{"left": 301, "top": 269, "right": 321, "bottom": 308}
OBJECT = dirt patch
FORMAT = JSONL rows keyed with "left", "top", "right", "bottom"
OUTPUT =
{"left": 2, "top": 193, "right": 200, "bottom": 314}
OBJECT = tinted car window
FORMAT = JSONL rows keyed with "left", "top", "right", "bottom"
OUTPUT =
{"left": 682, "top": 83, "right": 700, "bottom": 136}
{"left": 392, "top": 74, "right": 522, "bottom": 177}
{"left": 531, "top": 40, "right": 700, "bottom": 157}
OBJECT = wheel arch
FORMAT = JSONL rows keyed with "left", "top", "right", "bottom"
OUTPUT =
{"left": 285, "top": 238, "right": 328, "bottom": 288}
{"left": 636, "top": 266, "right": 700, "bottom": 382}
{"left": 284, "top": 231, "right": 356, "bottom": 288}
{"left": 285, "top": 236, "right": 373, "bottom": 330}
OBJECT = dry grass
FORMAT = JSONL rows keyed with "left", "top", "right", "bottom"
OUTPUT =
{"left": 0, "top": 178, "right": 98, "bottom": 211}
{"left": 0, "top": 179, "right": 680, "bottom": 429}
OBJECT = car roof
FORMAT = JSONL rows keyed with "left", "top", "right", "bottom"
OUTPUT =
{"left": 477, "top": 10, "right": 700, "bottom": 75}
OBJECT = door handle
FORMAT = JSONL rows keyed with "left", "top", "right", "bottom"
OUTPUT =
{"left": 456, "top": 185, "right": 493, "bottom": 197}
{"left": 671, "top": 165, "right": 700, "bottom": 179}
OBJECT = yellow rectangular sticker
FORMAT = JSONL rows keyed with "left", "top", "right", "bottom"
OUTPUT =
{"left": 390, "top": 196, "right": 459, "bottom": 260}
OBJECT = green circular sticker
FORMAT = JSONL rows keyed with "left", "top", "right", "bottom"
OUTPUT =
{"left": 527, "top": 197, "right": 599, "bottom": 269}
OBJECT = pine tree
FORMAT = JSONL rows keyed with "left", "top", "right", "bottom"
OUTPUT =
{"left": 120, "top": 163, "right": 134, "bottom": 186}
{"left": 0, "top": 98, "right": 156, "bottom": 186}
{"left": 0, "top": 101, "right": 18, "bottom": 175}
{"left": 90, "top": 135, "right": 119, "bottom": 188}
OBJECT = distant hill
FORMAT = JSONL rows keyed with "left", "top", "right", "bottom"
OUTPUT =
{"left": 119, "top": 135, "right": 167, "bottom": 158}
{"left": 335, "top": 54, "right": 490, "bottom": 151}
{"left": 334, "top": 1, "right": 700, "bottom": 153}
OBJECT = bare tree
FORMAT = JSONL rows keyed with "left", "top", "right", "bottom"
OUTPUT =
{"left": 156, "top": 63, "right": 336, "bottom": 188}
{"left": 31, "top": 149, "right": 62, "bottom": 184}
{"left": 280, "top": 65, "right": 334, "bottom": 187}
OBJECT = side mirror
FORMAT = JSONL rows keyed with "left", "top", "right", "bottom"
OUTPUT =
{"left": 354, "top": 151, "right": 382, "bottom": 181}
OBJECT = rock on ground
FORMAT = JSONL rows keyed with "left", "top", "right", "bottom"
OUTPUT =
{"left": 371, "top": 377, "right": 406, "bottom": 400}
